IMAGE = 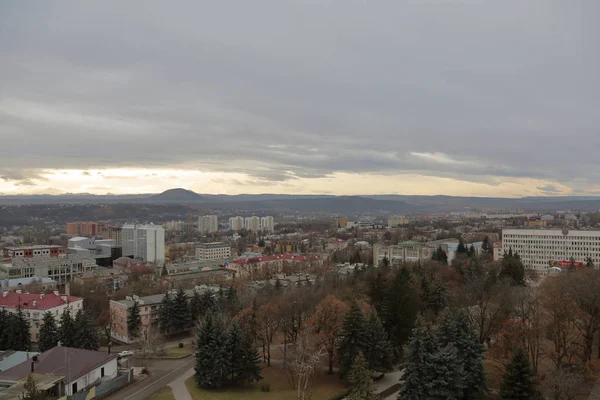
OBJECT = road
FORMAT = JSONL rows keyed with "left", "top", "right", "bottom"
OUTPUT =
{"left": 104, "top": 357, "right": 195, "bottom": 400}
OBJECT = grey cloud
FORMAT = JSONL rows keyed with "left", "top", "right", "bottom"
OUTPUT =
{"left": 1, "top": 1, "right": 599, "bottom": 191}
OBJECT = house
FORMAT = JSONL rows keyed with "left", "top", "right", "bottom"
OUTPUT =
{"left": 0, "top": 346, "right": 119, "bottom": 397}
{"left": 0, "top": 352, "right": 39, "bottom": 373}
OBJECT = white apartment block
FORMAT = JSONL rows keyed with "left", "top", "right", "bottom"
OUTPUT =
{"left": 260, "top": 216, "right": 275, "bottom": 232}
{"left": 164, "top": 220, "right": 185, "bottom": 231}
{"left": 244, "top": 216, "right": 260, "bottom": 232}
{"left": 229, "top": 216, "right": 244, "bottom": 231}
{"left": 198, "top": 215, "right": 218, "bottom": 234}
{"left": 122, "top": 224, "right": 165, "bottom": 264}
{"left": 195, "top": 242, "right": 231, "bottom": 260}
{"left": 502, "top": 229, "right": 600, "bottom": 273}
{"left": 387, "top": 215, "right": 408, "bottom": 228}
{"left": 0, "top": 255, "right": 96, "bottom": 284}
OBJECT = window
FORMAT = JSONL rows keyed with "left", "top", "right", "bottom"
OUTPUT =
{"left": 72, "top": 383, "right": 78, "bottom": 393}
{"left": 101, "top": 367, "right": 105, "bottom": 377}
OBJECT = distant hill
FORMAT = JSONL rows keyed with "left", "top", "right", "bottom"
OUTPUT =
{"left": 147, "top": 188, "right": 204, "bottom": 203}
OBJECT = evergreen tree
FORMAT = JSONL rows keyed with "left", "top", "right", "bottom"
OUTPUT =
{"left": 380, "top": 256, "right": 390, "bottom": 268}
{"left": 399, "top": 322, "right": 437, "bottom": 400}
{"left": 347, "top": 353, "right": 376, "bottom": 400}
{"left": 161, "top": 264, "right": 168, "bottom": 276}
{"left": 364, "top": 313, "right": 393, "bottom": 373}
{"left": 337, "top": 303, "right": 369, "bottom": 378}
{"left": 38, "top": 311, "right": 59, "bottom": 352}
{"left": 74, "top": 308, "right": 99, "bottom": 350}
{"left": 432, "top": 246, "right": 448, "bottom": 264}
{"left": 500, "top": 348, "right": 540, "bottom": 400}
{"left": 158, "top": 290, "right": 174, "bottom": 336}
{"left": 225, "top": 286, "right": 239, "bottom": 316}
{"left": 426, "top": 281, "right": 448, "bottom": 315}
{"left": 384, "top": 268, "right": 419, "bottom": 357}
{"left": 274, "top": 278, "right": 283, "bottom": 291}
{"left": 467, "top": 244, "right": 476, "bottom": 258}
{"left": 226, "top": 321, "right": 262, "bottom": 385}
{"left": 0, "top": 308, "right": 11, "bottom": 350}
{"left": 171, "top": 287, "right": 191, "bottom": 335}
{"left": 369, "top": 272, "right": 388, "bottom": 317}
{"left": 190, "top": 290, "right": 203, "bottom": 324}
{"left": 500, "top": 250, "right": 525, "bottom": 285}
{"left": 11, "top": 306, "right": 31, "bottom": 351}
{"left": 59, "top": 309, "right": 76, "bottom": 347}
{"left": 194, "top": 313, "right": 230, "bottom": 389}
{"left": 127, "top": 301, "right": 142, "bottom": 340}
{"left": 586, "top": 256, "right": 595, "bottom": 268}
{"left": 456, "top": 238, "right": 467, "bottom": 255}
{"left": 201, "top": 290, "right": 218, "bottom": 313}
{"left": 426, "top": 343, "right": 465, "bottom": 400}
{"left": 481, "top": 236, "right": 492, "bottom": 256}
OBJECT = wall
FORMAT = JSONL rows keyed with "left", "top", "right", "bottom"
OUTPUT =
{"left": 68, "top": 358, "right": 118, "bottom": 395}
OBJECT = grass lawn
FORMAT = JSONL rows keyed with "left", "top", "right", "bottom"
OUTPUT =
{"left": 160, "top": 343, "right": 193, "bottom": 358}
{"left": 185, "top": 365, "right": 347, "bottom": 400}
{"left": 148, "top": 386, "right": 176, "bottom": 400}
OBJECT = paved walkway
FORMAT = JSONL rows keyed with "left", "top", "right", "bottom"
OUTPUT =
{"left": 168, "top": 367, "right": 195, "bottom": 400}
{"left": 374, "top": 370, "right": 403, "bottom": 400}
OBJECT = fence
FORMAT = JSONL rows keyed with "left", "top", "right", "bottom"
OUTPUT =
{"left": 67, "top": 369, "right": 132, "bottom": 400}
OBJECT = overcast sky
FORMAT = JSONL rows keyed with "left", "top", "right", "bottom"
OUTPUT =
{"left": 1, "top": 1, "right": 598, "bottom": 197}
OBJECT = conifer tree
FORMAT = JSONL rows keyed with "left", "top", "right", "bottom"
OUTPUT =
{"left": 364, "top": 313, "right": 393, "bottom": 373}
{"left": 59, "top": 309, "right": 76, "bottom": 347}
{"left": 500, "top": 250, "right": 525, "bottom": 285}
{"left": 456, "top": 238, "right": 467, "bottom": 255}
{"left": 426, "top": 281, "right": 448, "bottom": 315}
{"left": 347, "top": 353, "right": 376, "bottom": 400}
{"left": 467, "top": 244, "right": 476, "bottom": 258}
{"left": 195, "top": 313, "right": 230, "bottom": 388}
{"left": 370, "top": 272, "right": 388, "bottom": 317}
{"left": 11, "top": 306, "right": 31, "bottom": 351}
{"left": 500, "top": 348, "right": 540, "bottom": 400}
{"left": 171, "top": 287, "right": 191, "bottom": 334}
{"left": 399, "top": 322, "right": 437, "bottom": 400}
{"left": 337, "top": 303, "right": 368, "bottom": 378}
{"left": 38, "top": 311, "right": 59, "bottom": 352}
{"left": 481, "top": 236, "right": 492, "bottom": 256}
{"left": 74, "top": 308, "right": 99, "bottom": 350}
{"left": 0, "top": 308, "right": 11, "bottom": 350}
{"left": 432, "top": 246, "right": 448, "bottom": 264}
{"left": 384, "top": 268, "right": 419, "bottom": 357}
{"left": 226, "top": 321, "right": 262, "bottom": 385}
{"left": 190, "top": 290, "right": 203, "bottom": 324}
{"left": 158, "top": 290, "right": 174, "bottom": 336}
{"left": 127, "top": 301, "right": 142, "bottom": 340}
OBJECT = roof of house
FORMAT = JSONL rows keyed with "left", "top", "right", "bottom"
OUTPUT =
{"left": 231, "top": 254, "right": 318, "bottom": 265}
{"left": 1, "top": 277, "right": 56, "bottom": 289}
{"left": 0, "top": 351, "right": 39, "bottom": 372}
{"left": 0, "top": 347, "right": 117, "bottom": 383}
{"left": 0, "top": 292, "right": 81, "bottom": 310}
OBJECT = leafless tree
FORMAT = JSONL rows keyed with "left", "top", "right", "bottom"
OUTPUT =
{"left": 137, "top": 324, "right": 163, "bottom": 367}
{"left": 284, "top": 332, "right": 327, "bottom": 400}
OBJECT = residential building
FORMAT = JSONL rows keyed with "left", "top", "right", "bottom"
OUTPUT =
{"left": 228, "top": 254, "right": 322, "bottom": 278}
{"left": 387, "top": 215, "right": 408, "bottom": 227}
{"left": 198, "top": 215, "right": 218, "bottom": 234}
{"left": 329, "top": 217, "right": 346, "bottom": 230}
{"left": 526, "top": 217, "right": 547, "bottom": 228}
{"left": 0, "top": 255, "right": 96, "bottom": 284}
{"left": 0, "top": 277, "right": 57, "bottom": 292}
{"left": 67, "top": 237, "right": 122, "bottom": 267}
{"left": 101, "top": 226, "right": 123, "bottom": 247}
{"left": 244, "top": 216, "right": 260, "bottom": 232}
{"left": 195, "top": 242, "right": 231, "bottom": 260}
{"left": 121, "top": 224, "right": 165, "bottom": 264}
{"left": 0, "top": 346, "right": 120, "bottom": 397}
{"left": 493, "top": 241, "right": 503, "bottom": 261}
{"left": 66, "top": 222, "right": 99, "bottom": 237}
{"left": 228, "top": 216, "right": 244, "bottom": 231}
{"left": 3, "top": 245, "right": 66, "bottom": 259}
{"left": 0, "top": 291, "right": 83, "bottom": 342}
{"left": 327, "top": 238, "right": 348, "bottom": 251}
{"left": 502, "top": 228, "right": 600, "bottom": 273}
{"left": 260, "top": 216, "right": 274, "bottom": 232}
{"left": 164, "top": 220, "right": 185, "bottom": 232}
{"left": 0, "top": 351, "right": 39, "bottom": 373}
{"left": 373, "top": 241, "right": 434, "bottom": 267}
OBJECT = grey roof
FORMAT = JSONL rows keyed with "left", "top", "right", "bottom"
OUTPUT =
{"left": 1, "top": 277, "right": 56, "bottom": 289}
{"left": 0, "top": 352, "right": 39, "bottom": 372}
{"left": 114, "top": 286, "right": 220, "bottom": 308}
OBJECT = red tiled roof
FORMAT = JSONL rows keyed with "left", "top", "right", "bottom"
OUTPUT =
{"left": 231, "top": 254, "right": 319, "bottom": 265}
{"left": 0, "top": 292, "right": 81, "bottom": 310}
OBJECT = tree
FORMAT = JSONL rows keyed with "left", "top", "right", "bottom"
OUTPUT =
{"left": 96, "top": 309, "right": 116, "bottom": 354}
{"left": 194, "top": 313, "right": 229, "bottom": 389}
{"left": 308, "top": 295, "right": 350, "bottom": 374}
{"left": 370, "top": 272, "right": 388, "bottom": 317}
{"left": 384, "top": 268, "right": 419, "bottom": 357}
{"left": 158, "top": 290, "right": 174, "bottom": 336}
{"left": 364, "top": 313, "right": 393, "bottom": 373}
{"left": 226, "top": 322, "right": 262, "bottom": 385}
{"left": 500, "top": 348, "right": 540, "bottom": 400}
{"left": 257, "top": 303, "right": 279, "bottom": 366}
{"left": 190, "top": 290, "right": 203, "bottom": 324}
{"left": 380, "top": 256, "right": 390, "bottom": 268}
{"left": 127, "top": 301, "right": 142, "bottom": 340}
{"left": 74, "top": 308, "right": 99, "bottom": 350}
{"left": 431, "top": 246, "right": 448, "bottom": 264}
{"left": 11, "top": 306, "right": 31, "bottom": 351}
{"left": 20, "top": 375, "right": 44, "bottom": 400}
{"left": 138, "top": 323, "right": 163, "bottom": 367}
{"left": 285, "top": 332, "right": 326, "bottom": 400}
{"left": 347, "top": 353, "right": 376, "bottom": 400}
{"left": 337, "top": 303, "right": 369, "bottom": 378}
{"left": 38, "top": 311, "right": 59, "bottom": 352}
{"left": 171, "top": 287, "right": 191, "bottom": 335}
{"left": 500, "top": 250, "right": 525, "bottom": 285}
{"left": 0, "top": 308, "right": 12, "bottom": 350}
{"left": 59, "top": 309, "right": 76, "bottom": 347}
{"left": 481, "top": 236, "right": 492, "bottom": 257}
{"left": 425, "top": 280, "right": 447, "bottom": 315}
{"left": 586, "top": 257, "right": 595, "bottom": 268}
{"left": 467, "top": 244, "right": 476, "bottom": 258}
{"left": 456, "top": 238, "right": 467, "bottom": 255}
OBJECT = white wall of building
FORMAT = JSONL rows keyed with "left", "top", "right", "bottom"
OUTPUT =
{"left": 122, "top": 224, "right": 165, "bottom": 264}
{"left": 228, "top": 217, "right": 244, "bottom": 231}
{"left": 198, "top": 215, "right": 218, "bottom": 234}
{"left": 68, "top": 358, "right": 118, "bottom": 395}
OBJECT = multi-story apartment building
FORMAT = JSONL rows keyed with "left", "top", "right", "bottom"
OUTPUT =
{"left": 98, "top": 226, "right": 123, "bottom": 247}
{"left": 502, "top": 229, "right": 600, "bottom": 273}
{"left": 260, "top": 216, "right": 274, "bottom": 232}
{"left": 244, "top": 216, "right": 261, "bottom": 232}
{"left": 198, "top": 215, "right": 218, "bottom": 234}
{"left": 0, "top": 255, "right": 97, "bottom": 284}
{"left": 66, "top": 222, "right": 99, "bottom": 237}
{"left": 228, "top": 216, "right": 244, "bottom": 231}
{"left": 122, "top": 224, "right": 165, "bottom": 264}
{"left": 373, "top": 241, "right": 434, "bottom": 267}
{"left": 195, "top": 242, "right": 231, "bottom": 260}
{"left": 387, "top": 215, "right": 408, "bottom": 228}
{"left": 3, "top": 245, "right": 66, "bottom": 259}
{"left": 0, "top": 291, "right": 83, "bottom": 342}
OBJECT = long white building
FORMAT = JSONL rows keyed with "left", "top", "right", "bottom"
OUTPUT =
{"left": 122, "top": 224, "right": 165, "bottom": 264}
{"left": 502, "top": 229, "right": 600, "bottom": 273}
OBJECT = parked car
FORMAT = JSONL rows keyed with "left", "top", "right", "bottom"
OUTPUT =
{"left": 118, "top": 350, "right": 134, "bottom": 358}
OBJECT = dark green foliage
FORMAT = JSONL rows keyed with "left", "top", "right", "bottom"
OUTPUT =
{"left": 586, "top": 257, "right": 594, "bottom": 268}
{"left": 226, "top": 322, "right": 262, "bottom": 385}
{"left": 127, "top": 301, "right": 142, "bottom": 340}
{"left": 500, "top": 348, "right": 540, "bottom": 400}
{"left": 431, "top": 246, "right": 448, "bottom": 264}
{"left": 370, "top": 272, "right": 388, "bottom": 317}
{"left": 195, "top": 313, "right": 230, "bottom": 389}
{"left": 171, "top": 287, "right": 191, "bottom": 334}
{"left": 337, "top": 303, "right": 369, "bottom": 378}
{"left": 381, "top": 256, "right": 390, "bottom": 268}
{"left": 224, "top": 286, "right": 240, "bottom": 316}
{"left": 38, "top": 311, "right": 59, "bottom": 352}
{"left": 500, "top": 249, "right": 525, "bottom": 285}
{"left": 59, "top": 309, "right": 75, "bottom": 347}
{"left": 423, "top": 280, "right": 447, "bottom": 315}
{"left": 11, "top": 306, "right": 31, "bottom": 351}
{"left": 364, "top": 313, "right": 393, "bottom": 373}
{"left": 158, "top": 290, "right": 174, "bottom": 335}
{"left": 347, "top": 353, "right": 376, "bottom": 400}
{"left": 274, "top": 278, "right": 283, "bottom": 291}
{"left": 467, "top": 244, "right": 476, "bottom": 258}
{"left": 0, "top": 309, "right": 11, "bottom": 350}
{"left": 74, "top": 308, "right": 99, "bottom": 350}
{"left": 456, "top": 238, "right": 467, "bottom": 255}
{"left": 161, "top": 264, "right": 168, "bottom": 276}
{"left": 384, "top": 268, "right": 419, "bottom": 357}
{"left": 190, "top": 290, "right": 203, "bottom": 323}
{"left": 481, "top": 236, "right": 492, "bottom": 256}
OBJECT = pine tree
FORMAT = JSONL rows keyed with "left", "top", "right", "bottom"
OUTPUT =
{"left": 347, "top": 353, "right": 376, "bottom": 400}
{"left": 158, "top": 291, "right": 174, "bottom": 336}
{"left": 370, "top": 272, "right": 388, "bottom": 317}
{"left": 59, "top": 309, "right": 75, "bottom": 347}
{"left": 427, "top": 281, "right": 448, "bottom": 315}
{"left": 500, "top": 250, "right": 525, "bottom": 285}
{"left": 225, "top": 286, "right": 239, "bottom": 316}
{"left": 127, "top": 301, "right": 142, "bottom": 340}
{"left": 481, "top": 236, "right": 492, "bottom": 256}
{"left": 364, "top": 313, "right": 393, "bottom": 373}
{"left": 74, "top": 308, "right": 99, "bottom": 350}
{"left": 432, "top": 246, "right": 448, "bottom": 264}
{"left": 456, "top": 238, "right": 467, "bottom": 255}
{"left": 427, "top": 343, "right": 465, "bottom": 400}
{"left": 171, "top": 287, "right": 191, "bottom": 335}
{"left": 20, "top": 374, "right": 44, "bottom": 400}
{"left": 500, "top": 348, "right": 540, "bottom": 400}
{"left": 226, "top": 321, "right": 262, "bottom": 385}
{"left": 467, "top": 244, "right": 476, "bottom": 258}
{"left": 0, "top": 308, "right": 11, "bottom": 350}
{"left": 11, "top": 306, "right": 31, "bottom": 351}
{"left": 190, "top": 290, "right": 203, "bottom": 324}
{"left": 337, "top": 303, "right": 369, "bottom": 378}
{"left": 194, "top": 313, "right": 230, "bottom": 388}
{"left": 38, "top": 311, "right": 59, "bottom": 352}
{"left": 399, "top": 323, "right": 437, "bottom": 400}
{"left": 384, "top": 268, "right": 419, "bottom": 357}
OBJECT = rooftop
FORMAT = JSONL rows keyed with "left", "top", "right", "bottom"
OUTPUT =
{"left": 1, "top": 277, "right": 56, "bottom": 289}
{"left": 3, "top": 245, "right": 63, "bottom": 250}
{"left": 0, "top": 352, "right": 39, "bottom": 372}
{"left": 231, "top": 254, "right": 318, "bottom": 265}
{"left": 0, "top": 292, "right": 81, "bottom": 310}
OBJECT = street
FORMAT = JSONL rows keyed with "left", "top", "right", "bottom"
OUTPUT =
{"left": 104, "top": 357, "right": 195, "bottom": 400}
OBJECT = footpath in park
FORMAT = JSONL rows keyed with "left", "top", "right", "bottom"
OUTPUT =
{"left": 168, "top": 367, "right": 195, "bottom": 400}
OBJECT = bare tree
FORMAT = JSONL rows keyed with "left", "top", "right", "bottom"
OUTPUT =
{"left": 137, "top": 324, "right": 163, "bottom": 367}
{"left": 284, "top": 332, "right": 327, "bottom": 400}
{"left": 541, "top": 368, "right": 583, "bottom": 400}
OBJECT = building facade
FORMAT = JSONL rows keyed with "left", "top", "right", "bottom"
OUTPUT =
{"left": 122, "top": 224, "right": 165, "bottom": 264}
{"left": 387, "top": 215, "right": 408, "bottom": 227}
{"left": 198, "top": 215, "right": 218, "bottom": 234}
{"left": 260, "top": 216, "right": 274, "bottom": 232}
{"left": 0, "top": 255, "right": 97, "bottom": 284}
{"left": 244, "top": 216, "right": 261, "bottom": 232}
{"left": 228, "top": 216, "right": 244, "bottom": 231}
{"left": 493, "top": 241, "right": 503, "bottom": 261}
{"left": 66, "top": 222, "right": 99, "bottom": 237}
{"left": 195, "top": 242, "right": 231, "bottom": 260}
{"left": 373, "top": 241, "right": 434, "bottom": 267}
{"left": 3, "top": 245, "right": 66, "bottom": 259}
{"left": 502, "top": 229, "right": 600, "bottom": 273}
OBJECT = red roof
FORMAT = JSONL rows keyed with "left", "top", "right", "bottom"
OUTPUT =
{"left": 0, "top": 292, "right": 81, "bottom": 310}
{"left": 232, "top": 254, "right": 319, "bottom": 265}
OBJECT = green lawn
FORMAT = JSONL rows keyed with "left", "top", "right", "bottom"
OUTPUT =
{"left": 160, "top": 343, "right": 193, "bottom": 358}
{"left": 185, "top": 366, "right": 346, "bottom": 400}
{"left": 148, "top": 386, "right": 176, "bottom": 400}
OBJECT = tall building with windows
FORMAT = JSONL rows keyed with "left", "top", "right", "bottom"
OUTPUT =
{"left": 228, "top": 216, "right": 244, "bottom": 231}
{"left": 260, "top": 216, "right": 275, "bottom": 232}
{"left": 244, "top": 216, "right": 260, "bottom": 232}
{"left": 198, "top": 215, "right": 218, "bottom": 234}
{"left": 122, "top": 224, "right": 165, "bottom": 264}
{"left": 502, "top": 229, "right": 600, "bottom": 274}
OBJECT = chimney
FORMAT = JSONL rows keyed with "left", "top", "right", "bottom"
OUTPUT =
{"left": 32, "top": 300, "right": 37, "bottom": 307}
{"left": 16, "top": 289, "right": 21, "bottom": 294}
{"left": 60, "top": 295, "right": 67, "bottom": 302}
{"left": 30, "top": 361, "right": 34, "bottom": 373}
{"left": 53, "top": 290, "right": 59, "bottom": 297}
{"left": 2, "top": 291, "right": 7, "bottom": 297}
{"left": 40, "top": 294, "right": 45, "bottom": 299}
